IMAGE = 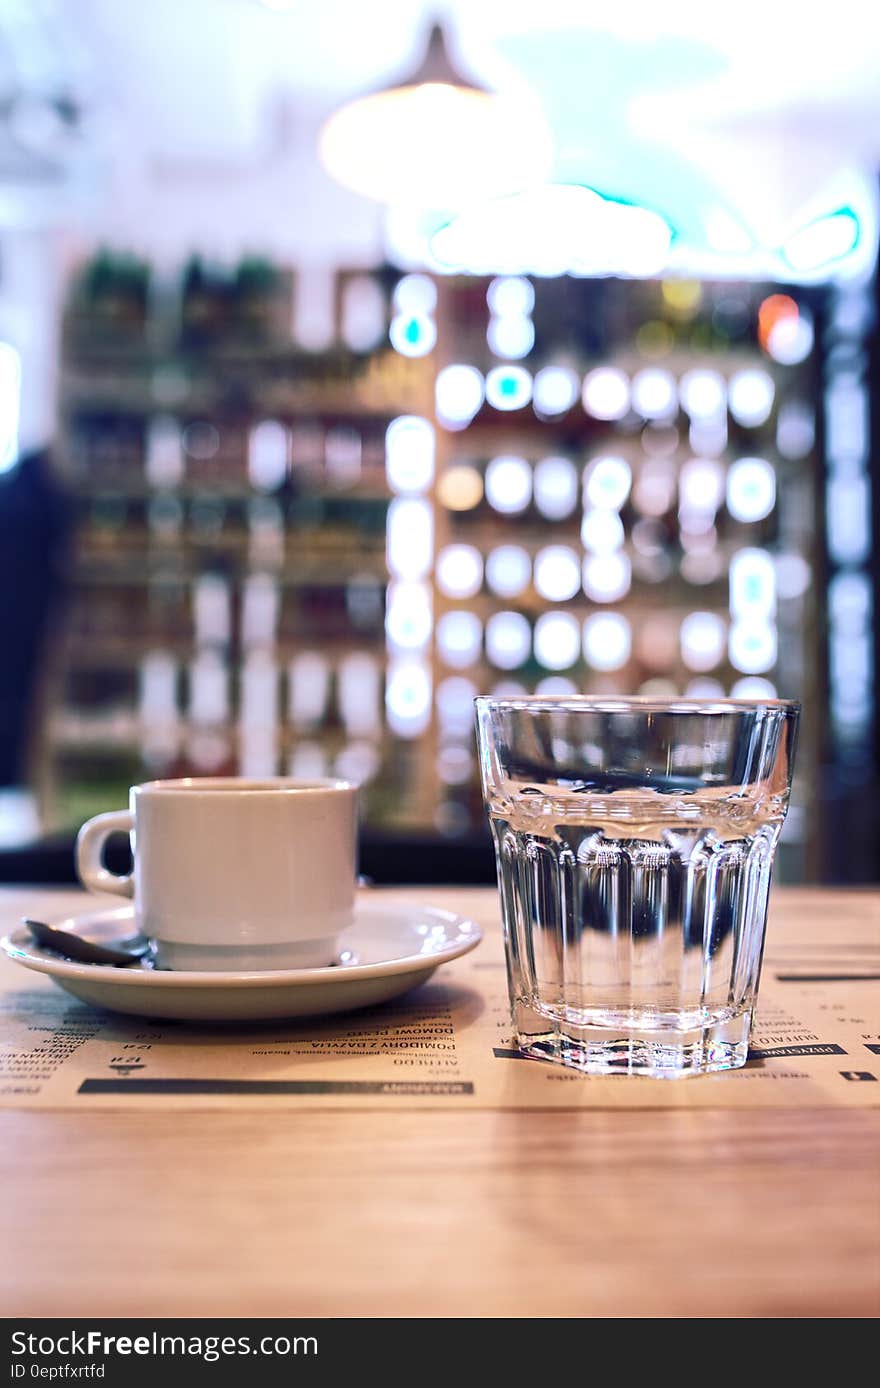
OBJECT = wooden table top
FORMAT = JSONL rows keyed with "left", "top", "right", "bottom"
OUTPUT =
{"left": 1, "top": 884, "right": 878, "bottom": 1319}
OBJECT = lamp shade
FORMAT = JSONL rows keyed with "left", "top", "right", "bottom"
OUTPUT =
{"left": 318, "top": 23, "right": 553, "bottom": 207}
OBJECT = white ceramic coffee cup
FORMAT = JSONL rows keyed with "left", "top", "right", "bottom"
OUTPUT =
{"left": 75, "top": 777, "right": 358, "bottom": 971}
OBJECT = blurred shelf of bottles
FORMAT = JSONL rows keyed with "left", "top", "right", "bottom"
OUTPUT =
{"left": 48, "top": 254, "right": 831, "bottom": 876}
{"left": 421, "top": 276, "right": 825, "bottom": 877}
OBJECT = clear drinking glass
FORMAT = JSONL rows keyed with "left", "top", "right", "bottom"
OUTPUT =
{"left": 475, "top": 697, "right": 800, "bottom": 1077}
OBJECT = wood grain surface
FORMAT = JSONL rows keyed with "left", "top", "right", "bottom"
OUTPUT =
{"left": 1, "top": 886, "right": 878, "bottom": 1318}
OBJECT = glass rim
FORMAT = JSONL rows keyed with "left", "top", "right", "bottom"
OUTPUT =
{"left": 132, "top": 777, "right": 355, "bottom": 795}
{"left": 473, "top": 695, "right": 801, "bottom": 715}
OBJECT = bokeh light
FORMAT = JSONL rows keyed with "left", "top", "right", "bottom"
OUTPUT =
{"left": 385, "top": 581, "right": 433, "bottom": 651}
{"left": 583, "top": 613, "right": 632, "bottom": 671}
{"left": 436, "top": 464, "right": 483, "bottom": 511}
{"left": 581, "top": 508, "right": 625, "bottom": 553}
{"left": 486, "top": 545, "right": 531, "bottom": 597}
{"left": 582, "top": 367, "right": 630, "bottom": 421}
{"left": 435, "top": 544, "right": 483, "bottom": 599}
{"left": 583, "top": 552, "right": 631, "bottom": 602}
{"left": 680, "top": 611, "right": 726, "bottom": 671}
{"left": 726, "top": 457, "right": 776, "bottom": 522}
{"left": 729, "top": 368, "right": 775, "bottom": 427}
{"left": 631, "top": 368, "right": 677, "bottom": 420}
{"left": 487, "top": 277, "right": 535, "bottom": 316}
{"left": 487, "top": 315, "right": 535, "bottom": 359}
{"left": 436, "top": 676, "right": 478, "bottom": 735}
{"left": 437, "top": 611, "right": 482, "bottom": 668}
{"left": 729, "top": 621, "right": 777, "bottom": 673}
{"left": 485, "top": 455, "right": 532, "bottom": 514}
{"left": 393, "top": 274, "right": 437, "bottom": 315}
{"left": 485, "top": 611, "right": 531, "bottom": 669}
{"left": 385, "top": 415, "right": 435, "bottom": 494}
{"left": 534, "top": 612, "right": 581, "bottom": 670}
{"left": 533, "top": 366, "right": 579, "bottom": 417}
{"left": 533, "top": 456, "right": 578, "bottom": 520}
{"left": 389, "top": 313, "right": 437, "bottom": 357}
{"left": 583, "top": 455, "right": 632, "bottom": 510}
{"left": 533, "top": 546, "right": 581, "bottom": 602}
{"left": 679, "top": 369, "right": 726, "bottom": 420}
{"left": 435, "top": 364, "right": 484, "bottom": 429}
{"left": 485, "top": 366, "right": 532, "bottom": 411}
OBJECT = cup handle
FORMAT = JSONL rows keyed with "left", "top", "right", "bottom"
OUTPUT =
{"left": 76, "top": 810, "right": 135, "bottom": 899}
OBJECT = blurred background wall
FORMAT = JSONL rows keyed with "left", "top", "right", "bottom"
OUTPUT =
{"left": 0, "top": 0, "right": 877, "bottom": 882}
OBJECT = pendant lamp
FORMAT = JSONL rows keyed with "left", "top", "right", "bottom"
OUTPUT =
{"left": 318, "top": 22, "right": 553, "bottom": 207}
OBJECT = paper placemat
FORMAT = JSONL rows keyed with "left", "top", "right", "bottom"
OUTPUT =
{"left": 1, "top": 886, "right": 878, "bottom": 1110}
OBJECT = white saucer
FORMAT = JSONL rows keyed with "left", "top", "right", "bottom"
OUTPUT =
{"left": 0, "top": 900, "right": 482, "bottom": 1023}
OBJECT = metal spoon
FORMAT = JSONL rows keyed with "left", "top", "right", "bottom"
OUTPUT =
{"left": 24, "top": 918, "right": 151, "bottom": 967}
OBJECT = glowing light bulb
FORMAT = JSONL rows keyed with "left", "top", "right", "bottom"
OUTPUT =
{"left": 385, "top": 415, "right": 435, "bottom": 495}
{"left": 393, "top": 274, "right": 437, "bottom": 315}
{"left": 631, "top": 368, "right": 676, "bottom": 421}
{"left": 485, "top": 455, "right": 532, "bottom": 514}
{"left": 680, "top": 611, "right": 726, "bottom": 672}
{"left": 533, "top": 546, "right": 581, "bottom": 602}
{"left": 767, "top": 313, "right": 814, "bottom": 366}
{"left": 583, "top": 613, "right": 631, "bottom": 671}
{"left": 319, "top": 76, "right": 554, "bottom": 209}
{"left": 582, "top": 552, "right": 631, "bottom": 603}
{"left": 679, "top": 370, "right": 726, "bottom": 421}
{"left": 485, "top": 366, "right": 532, "bottom": 411}
{"left": 487, "top": 277, "right": 535, "bottom": 316}
{"left": 385, "top": 582, "right": 433, "bottom": 651}
{"left": 533, "top": 366, "right": 579, "bottom": 417}
{"left": 485, "top": 611, "right": 531, "bottom": 670}
{"left": 436, "top": 464, "right": 483, "bottom": 511}
{"left": 247, "top": 421, "right": 289, "bottom": 492}
{"left": 726, "top": 458, "right": 776, "bottom": 523}
{"left": 533, "top": 456, "right": 578, "bottom": 520}
{"left": 487, "top": 315, "right": 534, "bottom": 360}
{"left": 729, "top": 622, "right": 777, "bottom": 674}
{"left": 486, "top": 545, "right": 531, "bottom": 598}
{"left": 386, "top": 498, "right": 433, "bottom": 579}
{"left": 435, "top": 364, "right": 484, "bottom": 429}
{"left": 437, "top": 611, "right": 482, "bottom": 668}
{"left": 582, "top": 367, "right": 630, "bottom": 421}
{"left": 389, "top": 313, "right": 437, "bottom": 357}
{"left": 729, "top": 548, "right": 776, "bottom": 619}
{"left": 679, "top": 458, "right": 724, "bottom": 515}
{"left": 584, "top": 456, "right": 632, "bottom": 510}
{"left": 534, "top": 612, "right": 580, "bottom": 670}
{"left": 581, "top": 509, "right": 625, "bottom": 554}
{"left": 436, "top": 544, "right": 483, "bottom": 599}
{"left": 385, "top": 661, "right": 432, "bottom": 737}
{"left": 729, "top": 369, "right": 775, "bottom": 428}
{"left": 436, "top": 676, "right": 478, "bottom": 734}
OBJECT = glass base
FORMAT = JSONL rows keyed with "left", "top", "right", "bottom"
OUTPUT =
{"left": 513, "top": 1002, "right": 753, "bottom": 1078}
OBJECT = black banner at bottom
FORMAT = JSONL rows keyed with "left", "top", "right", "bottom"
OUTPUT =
{"left": 2, "top": 1319, "right": 532, "bottom": 1384}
